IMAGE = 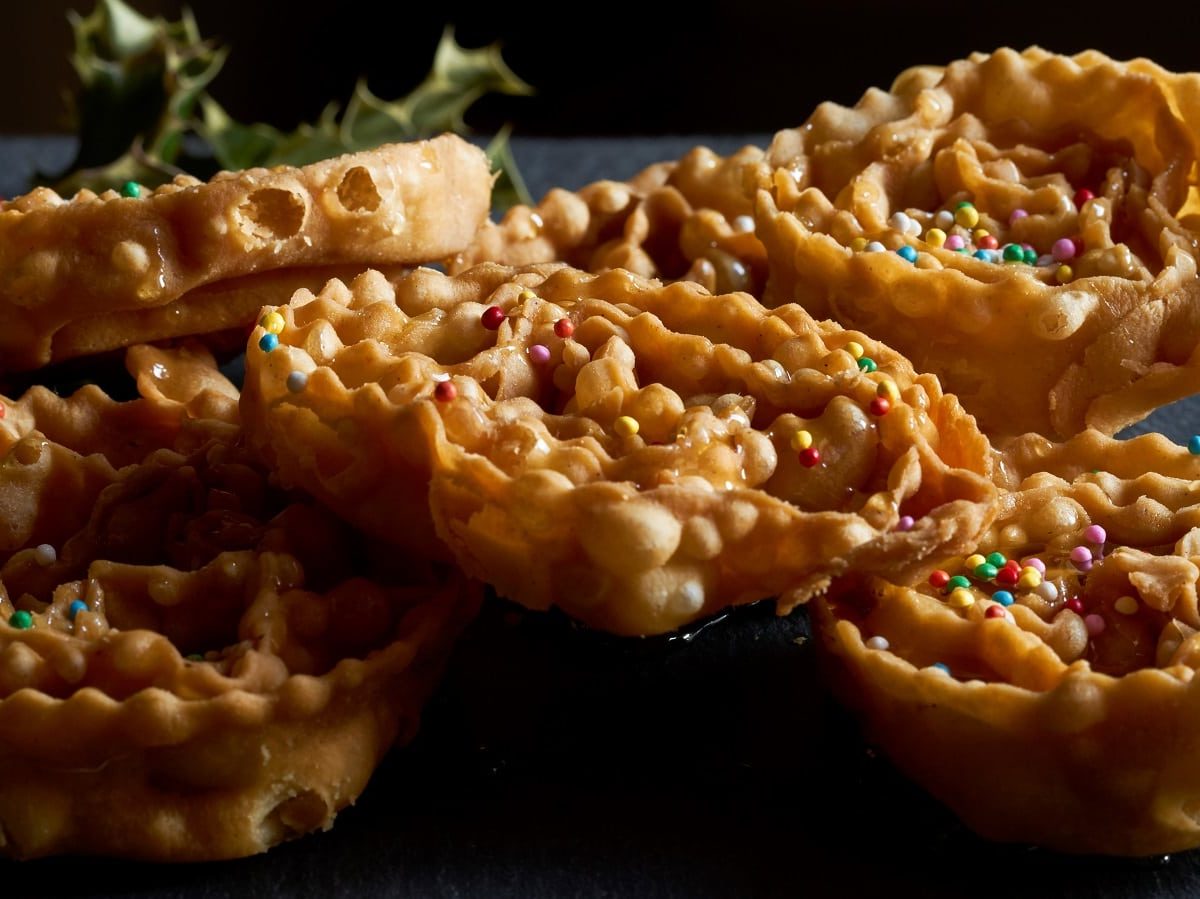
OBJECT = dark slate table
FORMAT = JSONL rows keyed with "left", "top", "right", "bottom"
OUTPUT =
{"left": 2, "top": 136, "right": 1200, "bottom": 898}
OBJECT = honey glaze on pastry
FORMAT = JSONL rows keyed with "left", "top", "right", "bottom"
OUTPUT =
{"left": 812, "top": 433, "right": 1200, "bottom": 855}
{"left": 758, "top": 48, "right": 1200, "bottom": 439}
{"left": 242, "top": 264, "right": 994, "bottom": 636}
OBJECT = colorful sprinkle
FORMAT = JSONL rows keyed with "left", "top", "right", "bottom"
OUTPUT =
{"left": 948, "top": 587, "right": 975, "bottom": 608}
{"left": 1052, "top": 238, "right": 1076, "bottom": 262}
{"left": 935, "top": 210, "right": 955, "bottom": 230}
{"left": 876, "top": 380, "right": 900, "bottom": 403}
{"left": 0, "top": 402, "right": 6, "bottom": 419}
{"left": 1084, "top": 614, "right": 1106, "bottom": 636}
{"left": 258, "top": 333, "right": 279, "bottom": 352}
{"left": 1074, "top": 188, "right": 1095, "bottom": 208}
{"left": 929, "top": 570, "right": 950, "bottom": 589}
{"left": 896, "top": 515, "right": 915, "bottom": 532}
{"left": 857, "top": 357, "right": 877, "bottom": 373}
{"left": 944, "top": 234, "right": 965, "bottom": 251}
{"left": 1069, "top": 546, "right": 1093, "bottom": 566}
{"left": 897, "top": 245, "right": 918, "bottom": 263}
{"left": 120, "top": 181, "right": 142, "bottom": 199}
{"left": 32, "top": 544, "right": 56, "bottom": 566}
{"left": 1022, "top": 247, "right": 1038, "bottom": 265}
{"left": 1056, "top": 264, "right": 1074, "bottom": 284}
{"left": 974, "top": 563, "right": 999, "bottom": 580}
{"left": 850, "top": 237, "right": 868, "bottom": 252}
{"left": 1017, "top": 570, "right": 1043, "bottom": 589}
{"left": 985, "top": 551, "right": 1006, "bottom": 567}
{"left": 1002, "top": 243, "right": 1025, "bottom": 262}
{"left": 1036, "top": 581, "right": 1060, "bottom": 602}
{"left": 1083, "top": 525, "right": 1107, "bottom": 545}
{"left": 954, "top": 204, "right": 979, "bottom": 228}
{"left": 977, "top": 234, "right": 999, "bottom": 251}
{"left": 889, "top": 211, "right": 914, "bottom": 233}
{"left": 868, "top": 397, "right": 891, "bottom": 416}
{"left": 8, "top": 610, "right": 32, "bottom": 629}
{"left": 996, "top": 567, "right": 1019, "bottom": 586}
{"left": 481, "top": 306, "right": 505, "bottom": 329}
{"left": 799, "top": 447, "right": 822, "bottom": 468}
{"left": 965, "top": 554, "right": 986, "bottom": 569}
{"left": 518, "top": 289, "right": 538, "bottom": 301}
{"left": 865, "top": 241, "right": 886, "bottom": 253}
{"left": 1065, "top": 597, "right": 1085, "bottom": 614}
{"left": 528, "top": 344, "right": 551, "bottom": 365}
{"left": 845, "top": 341, "right": 865, "bottom": 360}
{"left": 67, "top": 600, "right": 87, "bottom": 621}
{"left": 259, "top": 311, "right": 286, "bottom": 334}
{"left": 614, "top": 416, "right": 640, "bottom": 438}
{"left": 866, "top": 635, "right": 890, "bottom": 651}
{"left": 972, "top": 249, "right": 990, "bottom": 261}
{"left": 1188, "top": 435, "right": 1200, "bottom": 455}
{"left": 993, "top": 590, "right": 1015, "bottom": 607}
{"left": 790, "top": 429, "right": 814, "bottom": 451}
{"left": 1114, "top": 596, "right": 1139, "bottom": 615}
{"left": 947, "top": 575, "right": 971, "bottom": 591}
{"left": 985, "top": 605, "right": 1007, "bottom": 619}
{"left": 554, "top": 318, "right": 575, "bottom": 338}
{"left": 286, "top": 371, "right": 309, "bottom": 393}
{"left": 1009, "top": 209, "right": 1028, "bottom": 225}
{"left": 434, "top": 380, "right": 457, "bottom": 402}
{"left": 930, "top": 662, "right": 951, "bottom": 675}
{"left": 1021, "top": 557, "right": 1046, "bottom": 575}
{"left": 924, "top": 228, "right": 946, "bottom": 248}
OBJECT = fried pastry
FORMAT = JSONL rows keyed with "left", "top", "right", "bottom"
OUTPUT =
{"left": 757, "top": 47, "right": 1200, "bottom": 439}
{"left": 812, "top": 432, "right": 1200, "bottom": 855}
{"left": 451, "top": 146, "right": 768, "bottom": 296}
{"left": 0, "top": 135, "right": 492, "bottom": 370}
{"left": 241, "top": 264, "right": 994, "bottom": 636}
{"left": 0, "top": 350, "right": 479, "bottom": 860}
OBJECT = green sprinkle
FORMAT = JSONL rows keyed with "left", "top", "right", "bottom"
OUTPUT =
{"left": 857, "top": 357, "right": 878, "bottom": 373}
{"left": 985, "top": 551, "right": 1007, "bottom": 567}
{"left": 120, "top": 181, "right": 142, "bottom": 199}
{"left": 186, "top": 653, "right": 204, "bottom": 662}
{"left": 1002, "top": 244, "right": 1025, "bottom": 262}
{"left": 8, "top": 610, "right": 32, "bottom": 629}
{"left": 947, "top": 575, "right": 971, "bottom": 591}
{"left": 975, "top": 563, "right": 999, "bottom": 580}
{"left": 955, "top": 200, "right": 973, "bottom": 209}
{"left": 1022, "top": 247, "right": 1037, "bottom": 265}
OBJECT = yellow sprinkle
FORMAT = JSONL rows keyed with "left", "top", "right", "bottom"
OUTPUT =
{"left": 965, "top": 554, "right": 986, "bottom": 569}
{"left": 790, "top": 429, "right": 814, "bottom": 451}
{"left": 845, "top": 341, "right": 865, "bottom": 360}
{"left": 1056, "top": 264, "right": 1073, "bottom": 284}
{"left": 973, "top": 228, "right": 990, "bottom": 241}
{"left": 519, "top": 289, "right": 538, "bottom": 301}
{"left": 876, "top": 380, "right": 900, "bottom": 403}
{"left": 259, "top": 311, "right": 286, "bottom": 334}
{"left": 923, "top": 228, "right": 946, "bottom": 248}
{"left": 1114, "top": 595, "right": 1139, "bottom": 615}
{"left": 614, "top": 416, "right": 640, "bottom": 438}
{"left": 955, "top": 206, "right": 980, "bottom": 228}
{"left": 850, "top": 237, "right": 868, "bottom": 252}
{"left": 1017, "top": 571, "right": 1042, "bottom": 589}
{"left": 948, "top": 587, "right": 975, "bottom": 608}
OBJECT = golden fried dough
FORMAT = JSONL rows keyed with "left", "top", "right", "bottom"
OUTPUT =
{"left": 758, "top": 48, "right": 1200, "bottom": 439}
{"left": 0, "top": 136, "right": 492, "bottom": 370}
{"left": 0, "top": 349, "right": 479, "bottom": 859}
{"left": 813, "top": 432, "right": 1200, "bottom": 855}
{"left": 452, "top": 146, "right": 767, "bottom": 296}
{"left": 241, "top": 264, "right": 994, "bottom": 636}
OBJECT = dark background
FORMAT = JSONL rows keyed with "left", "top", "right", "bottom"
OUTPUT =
{"left": 5, "top": 0, "right": 1200, "bottom": 138}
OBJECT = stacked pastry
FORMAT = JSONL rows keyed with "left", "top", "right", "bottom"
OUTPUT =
{"left": 5, "top": 47, "right": 1200, "bottom": 860}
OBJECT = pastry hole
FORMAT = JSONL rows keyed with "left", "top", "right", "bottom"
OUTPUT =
{"left": 336, "top": 166, "right": 381, "bottom": 212}
{"left": 262, "top": 791, "right": 330, "bottom": 842}
{"left": 237, "top": 189, "right": 305, "bottom": 242}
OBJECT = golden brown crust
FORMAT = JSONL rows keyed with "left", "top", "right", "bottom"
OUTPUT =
{"left": 758, "top": 47, "right": 1200, "bottom": 439}
{"left": 451, "top": 146, "right": 768, "bottom": 296}
{"left": 241, "top": 264, "right": 994, "bottom": 635}
{"left": 813, "top": 432, "right": 1200, "bottom": 855}
{"left": 0, "top": 136, "right": 492, "bottom": 370}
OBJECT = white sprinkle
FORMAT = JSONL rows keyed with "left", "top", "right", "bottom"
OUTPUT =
{"left": 865, "top": 241, "right": 886, "bottom": 253}
{"left": 889, "top": 211, "right": 912, "bottom": 234}
{"left": 286, "top": 371, "right": 309, "bottom": 393}
{"left": 671, "top": 581, "right": 706, "bottom": 614}
{"left": 731, "top": 214, "right": 755, "bottom": 233}
{"left": 1036, "top": 254, "right": 1054, "bottom": 267}
{"left": 33, "top": 544, "right": 56, "bottom": 566}
{"left": 866, "top": 635, "right": 890, "bottom": 651}
{"left": 935, "top": 210, "right": 955, "bottom": 231}
{"left": 1036, "top": 580, "right": 1059, "bottom": 602}
{"left": 905, "top": 218, "right": 923, "bottom": 237}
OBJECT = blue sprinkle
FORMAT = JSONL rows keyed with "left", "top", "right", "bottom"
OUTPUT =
{"left": 931, "top": 662, "right": 951, "bottom": 675}
{"left": 992, "top": 590, "right": 1015, "bottom": 607}
{"left": 972, "top": 249, "right": 990, "bottom": 260}
{"left": 67, "top": 599, "right": 88, "bottom": 621}
{"left": 259, "top": 332, "right": 279, "bottom": 352}
{"left": 896, "top": 245, "right": 918, "bottom": 263}
{"left": 1189, "top": 435, "right": 1200, "bottom": 455}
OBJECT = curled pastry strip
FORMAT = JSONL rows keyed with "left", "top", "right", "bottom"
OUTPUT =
{"left": 0, "top": 365, "right": 478, "bottom": 860}
{"left": 0, "top": 136, "right": 492, "bottom": 370}
{"left": 813, "top": 432, "right": 1200, "bottom": 855}
{"left": 451, "top": 146, "right": 769, "bottom": 296}
{"left": 758, "top": 47, "right": 1200, "bottom": 439}
{"left": 242, "top": 264, "right": 994, "bottom": 635}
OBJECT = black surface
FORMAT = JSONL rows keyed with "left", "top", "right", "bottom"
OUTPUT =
{"left": 2, "top": 137, "right": 1200, "bottom": 898}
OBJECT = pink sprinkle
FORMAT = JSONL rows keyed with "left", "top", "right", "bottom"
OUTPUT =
{"left": 1083, "top": 524, "right": 1106, "bottom": 545}
{"left": 1052, "top": 238, "right": 1076, "bottom": 262}
{"left": 944, "top": 234, "right": 965, "bottom": 251}
{"left": 896, "top": 515, "right": 915, "bottom": 532}
{"left": 529, "top": 344, "right": 551, "bottom": 364}
{"left": 1009, "top": 209, "right": 1028, "bottom": 225}
{"left": 1021, "top": 557, "right": 1046, "bottom": 574}
{"left": 1069, "top": 545, "right": 1093, "bottom": 565}
{"left": 1036, "top": 254, "right": 1054, "bottom": 266}
{"left": 1084, "top": 614, "right": 1106, "bottom": 636}
{"left": 1074, "top": 558, "right": 1093, "bottom": 574}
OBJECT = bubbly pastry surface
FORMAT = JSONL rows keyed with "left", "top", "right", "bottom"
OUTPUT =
{"left": 0, "top": 136, "right": 492, "bottom": 370}
{"left": 0, "top": 346, "right": 478, "bottom": 860}
{"left": 451, "top": 146, "right": 768, "bottom": 296}
{"left": 241, "top": 264, "right": 994, "bottom": 635}
{"left": 758, "top": 47, "right": 1200, "bottom": 439}
{"left": 814, "top": 430, "right": 1200, "bottom": 855}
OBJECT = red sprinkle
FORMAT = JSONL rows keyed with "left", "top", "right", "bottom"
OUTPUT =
{"left": 554, "top": 318, "right": 575, "bottom": 338}
{"left": 977, "top": 235, "right": 999, "bottom": 250}
{"left": 996, "top": 567, "right": 1019, "bottom": 586}
{"left": 1065, "top": 597, "right": 1085, "bottom": 614}
{"left": 1071, "top": 236, "right": 1085, "bottom": 255}
{"left": 868, "top": 397, "right": 891, "bottom": 416}
{"left": 1074, "top": 188, "right": 1095, "bottom": 208}
{"left": 434, "top": 380, "right": 457, "bottom": 402}
{"left": 985, "top": 605, "right": 1007, "bottom": 619}
{"left": 481, "top": 306, "right": 505, "bottom": 330}
{"left": 799, "top": 447, "right": 822, "bottom": 468}
{"left": 929, "top": 570, "right": 950, "bottom": 589}
{"left": 0, "top": 402, "right": 6, "bottom": 419}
